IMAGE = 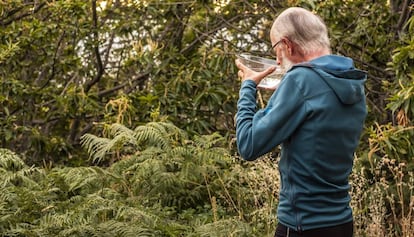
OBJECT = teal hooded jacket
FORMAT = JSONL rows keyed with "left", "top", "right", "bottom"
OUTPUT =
{"left": 236, "top": 55, "right": 367, "bottom": 231}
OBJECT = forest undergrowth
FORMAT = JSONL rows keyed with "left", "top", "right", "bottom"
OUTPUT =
{"left": 1, "top": 122, "right": 413, "bottom": 236}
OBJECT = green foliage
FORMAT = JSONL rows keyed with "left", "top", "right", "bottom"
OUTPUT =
{"left": 387, "top": 13, "right": 414, "bottom": 121}
{"left": 0, "top": 0, "right": 251, "bottom": 164}
{"left": 365, "top": 123, "right": 414, "bottom": 166}
{"left": 297, "top": 0, "right": 400, "bottom": 124}
{"left": 0, "top": 121, "right": 279, "bottom": 236}
{"left": 1, "top": 0, "right": 414, "bottom": 236}
{"left": 81, "top": 122, "right": 230, "bottom": 209}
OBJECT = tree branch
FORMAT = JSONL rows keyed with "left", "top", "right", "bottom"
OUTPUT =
{"left": 338, "top": 47, "right": 394, "bottom": 78}
{"left": 180, "top": 14, "right": 244, "bottom": 55}
{"left": 0, "top": 2, "right": 46, "bottom": 26}
{"left": 39, "top": 31, "right": 66, "bottom": 90}
{"left": 396, "top": 0, "right": 411, "bottom": 34}
{"left": 98, "top": 69, "right": 151, "bottom": 98}
{"left": 84, "top": 0, "right": 104, "bottom": 93}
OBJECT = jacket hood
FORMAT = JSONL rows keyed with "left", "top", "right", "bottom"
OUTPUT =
{"left": 293, "top": 55, "right": 367, "bottom": 105}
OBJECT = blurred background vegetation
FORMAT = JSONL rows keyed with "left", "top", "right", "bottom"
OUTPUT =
{"left": 0, "top": 0, "right": 413, "bottom": 236}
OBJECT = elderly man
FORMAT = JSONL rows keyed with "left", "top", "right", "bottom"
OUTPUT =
{"left": 235, "top": 7, "right": 366, "bottom": 237}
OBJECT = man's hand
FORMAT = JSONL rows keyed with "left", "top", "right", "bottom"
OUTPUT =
{"left": 235, "top": 59, "right": 277, "bottom": 86}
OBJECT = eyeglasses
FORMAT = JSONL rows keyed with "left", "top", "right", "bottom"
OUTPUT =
{"left": 269, "top": 39, "right": 283, "bottom": 56}
{"left": 271, "top": 40, "right": 283, "bottom": 50}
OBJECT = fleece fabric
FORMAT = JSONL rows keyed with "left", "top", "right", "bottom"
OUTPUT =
{"left": 236, "top": 55, "right": 367, "bottom": 231}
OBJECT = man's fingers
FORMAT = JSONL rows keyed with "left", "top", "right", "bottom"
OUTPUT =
{"left": 264, "top": 66, "right": 277, "bottom": 75}
{"left": 255, "top": 66, "right": 276, "bottom": 79}
{"left": 235, "top": 59, "right": 248, "bottom": 71}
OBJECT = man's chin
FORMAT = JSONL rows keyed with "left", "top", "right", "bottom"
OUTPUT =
{"left": 281, "top": 61, "right": 294, "bottom": 73}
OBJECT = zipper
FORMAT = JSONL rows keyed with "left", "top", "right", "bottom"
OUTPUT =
{"left": 292, "top": 184, "right": 302, "bottom": 232}
{"left": 286, "top": 144, "right": 303, "bottom": 232}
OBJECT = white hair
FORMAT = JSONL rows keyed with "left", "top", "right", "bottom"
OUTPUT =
{"left": 271, "top": 7, "right": 331, "bottom": 54}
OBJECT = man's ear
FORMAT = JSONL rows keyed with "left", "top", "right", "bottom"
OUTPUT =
{"left": 281, "top": 38, "right": 293, "bottom": 56}
{"left": 285, "top": 38, "right": 304, "bottom": 57}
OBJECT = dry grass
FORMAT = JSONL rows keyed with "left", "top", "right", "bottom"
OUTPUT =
{"left": 350, "top": 157, "right": 414, "bottom": 237}
{"left": 239, "top": 154, "right": 414, "bottom": 237}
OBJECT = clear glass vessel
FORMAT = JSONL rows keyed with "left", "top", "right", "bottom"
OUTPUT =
{"left": 237, "top": 53, "right": 284, "bottom": 89}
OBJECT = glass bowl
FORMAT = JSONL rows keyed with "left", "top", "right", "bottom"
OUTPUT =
{"left": 237, "top": 53, "right": 284, "bottom": 89}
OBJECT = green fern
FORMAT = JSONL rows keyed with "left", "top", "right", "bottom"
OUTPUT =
{"left": 0, "top": 124, "right": 279, "bottom": 236}
{"left": 80, "top": 134, "right": 115, "bottom": 163}
{"left": 132, "top": 121, "right": 188, "bottom": 149}
{"left": 81, "top": 122, "right": 188, "bottom": 164}
{"left": 61, "top": 166, "right": 108, "bottom": 194}
{"left": 191, "top": 218, "right": 252, "bottom": 237}
{"left": 93, "top": 220, "right": 155, "bottom": 237}
{"left": 0, "top": 148, "right": 42, "bottom": 189}
{"left": 81, "top": 122, "right": 234, "bottom": 210}
{"left": 0, "top": 148, "right": 26, "bottom": 171}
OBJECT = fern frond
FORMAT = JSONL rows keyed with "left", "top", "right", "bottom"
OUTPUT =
{"left": 95, "top": 220, "right": 155, "bottom": 237}
{"left": 133, "top": 122, "right": 187, "bottom": 149}
{"left": 58, "top": 224, "right": 96, "bottom": 237}
{"left": 114, "top": 206, "right": 158, "bottom": 225}
{"left": 0, "top": 148, "right": 26, "bottom": 171}
{"left": 58, "top": 166, "right": 108, "bottom": 194}
{"left": 133, "top": 125, "right": 170, "bottom": 149}
{"left": 198, "top": 148, "right": 230, "bottom": 163}
{"left": 169, "top": 146, "right": 193, "bottom": 160}
{"left": 38, "top": 201, "right": 92, "bottom": 229}
{"left": 1, "top": 223, "right": 39, "bottom": 237}
{"left": 81, "top": 124, "right": 140, "bottom": 163}
{"left": 81, "top": 122, "right": 190, "bottom": 163}
{"left": 193, "top": 218, "right": 252, "bottom": 237}
{"left": 147, "top": 122, "right": 187, "bottom": 140}
{"left": 80, "top": 134, "right": 113, "bottom": 162}
{"left": 0, "top": 166, "right": 41, "bottom": 188}
{"left": 0, "top": 188, "right": 17, "bottom": 226}
{"left": 109, "top": 123, "right": 137, "bottom": 145}
{"left": 193, "top": 132, "right": 226, "bottom": 149}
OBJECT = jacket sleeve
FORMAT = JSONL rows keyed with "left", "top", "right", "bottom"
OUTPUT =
{"left": 236, "top": 76, "right": 308, "bottom": 160}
